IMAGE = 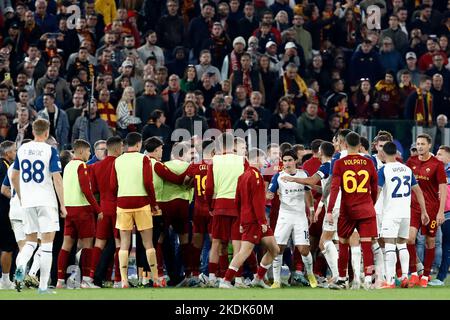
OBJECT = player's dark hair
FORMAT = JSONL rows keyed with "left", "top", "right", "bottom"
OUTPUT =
{"left": 0, "top": 140, "right": 15, "bottom": 157}
{"left": 292, "top": 144, "right": 305, "bottom": 153}
{"left": 106, "top": 136, "right": 122, "bottom": 150}
{"left": 72, "top": 139, "right": 91, "bottom": 151}
{"left": 360, "top": 136, "right": 370, "bottom": 151}
{"left": 310, "top": 139, "right": 323, "bottom": 153}
{"left": 279, "top": 142, "right": 292, "bottom": 154}
{"left": 320, "top": 141, "right": 335, "bottom": 158}
{"left": 144, "top": 136, "right": 163, "bottom": 153}
{"left": 345, "top": 132, "right": 361, "bottom": 147}
{"left": 59, "top": 150, "right": 73, "bottom": 171}
{"left": 282, "top": 149, "right": 298, "bottom": 161}
{"left": 439, "top": 145, "right": 450, "bottom": 154}
{"left": 417, "top": 133, "right": 432, "bottom": 144}
{"left": 338, "top": 129, "right": 352, "bottom": 140}
{"left": 383, "top": 142, "right": 397, "bottom": 156}
{"left": 125, "top": 132, "right": 142, "bottom": 147}
{"left": 375, "top": 130, "right": 393, "bottom": 142}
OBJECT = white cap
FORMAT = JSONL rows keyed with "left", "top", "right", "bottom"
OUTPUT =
{"left": 405, "top": 52, "right": 417, "bottom": 60}
{"left": 266, "top": 41, "right": 277, "bottom": 49}
{"left": 4, "top": 6, "right": 13, "bottom": 14}
{"left": 122, "top": 60, "right": 133, "bottom": 68}
{"left": 285, "top": 42, "right": 297, "bottom": 50}
{"left": 233, "top": 36, "right": 246, "bottom": 47}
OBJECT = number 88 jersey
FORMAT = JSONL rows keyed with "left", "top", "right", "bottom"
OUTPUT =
{"left": 13, "top": 141, "right": 62, "bottom": 208}
{"left": 378, "top": 162, "right": 417, "bottom": 219}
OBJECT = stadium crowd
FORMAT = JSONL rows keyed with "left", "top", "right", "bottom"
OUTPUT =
{"left": 0, "top": 0, "right": 449, "bottom": 292}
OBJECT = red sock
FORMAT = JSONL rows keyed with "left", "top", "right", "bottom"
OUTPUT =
{"left": 219, "top": 254, "right": 229, "bottom": 277}
{"left": 423, "top": 247, "right": 435, "bottom": 277}
{"left": 181, "top": 243, "right": 191, "bottom": 277}
{"left": 245, "top": 251, "right": 258, "bottom": 274}
{"left": 208, "top": 262, "right": 218, "bottom": 275}
{"left": 89, "top": 247, "right": 102, "bottom": 278}
{"left": 407, "top": 244, "right": 417, "bottom": 273}
{"left": 156, "top": 243, "right": 165, "bottom": 277}
{"left": 256, "top": 264, "right": 269, "bottom": 279}
{"left": 114, "top": 248, "right": 121, "bottom": 282}
{"left": 293, "top": 247, "right": 304, "bottom": 272}
{"left": 361, "top": 242, "right": 375, "bottom": 276}
{"left": 313, "top": 254, "right": 327, "bottom": 277}
{"left": 224, "top": 268, "right": 237, "bottom": 282}
{"left": 81, "top": 248, "right": 92, "bottom": 278}
{"left": 338, "top": 243, "right": 350, "bottom": 278}
{"left": 57, "top": 249, "right": 70, "bottom": 280}
{"left": 236, "top": 266, "right": 243, "bottom": 277}
{"left": 191, "top": 246, "right": 202, "bottom": 276}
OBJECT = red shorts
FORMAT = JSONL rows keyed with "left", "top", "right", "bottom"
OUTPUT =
{"left": 159, "top": 199, "right": 190, "bottom": 234}
{"left": 64, "top": 206, "right": 96, "bottom": 239}
{"left": 96, "top": 212, "right": 119, "bottom": 240}
{"left": 309, "top": 205, "right": 324, "bottom": 237}
{"left": 241, "top": 223, "right": 274, "bottom": 244}
{"left": 269, "top": 196, "right": 280, "bottom": 230}
{"left": 411, "top": 208, "right": 438, "bottom": 237}
{"left": 337, "top": 214, "right": 377, "bottom": 239}
{"left": 193, "top": 207, "right": 212, "bottom": 234}
{"left": 211, "top": 214, "right": 240, "bottom": 241}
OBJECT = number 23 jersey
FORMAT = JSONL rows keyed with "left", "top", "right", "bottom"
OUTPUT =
{"left": 13, "top": 141, "right": 62, "bottom": 208}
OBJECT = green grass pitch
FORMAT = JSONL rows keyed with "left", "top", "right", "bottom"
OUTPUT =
{"left": 0, "top": 285, "right": 449, "bottom": 300}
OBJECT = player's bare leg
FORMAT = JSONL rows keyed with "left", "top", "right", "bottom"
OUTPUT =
{"left": 372, "top": 237, "right": 386, "bottom": 287}
{"left": 56, "top": 236, "right": 76, "bottom": 288}
{"left": 253, "top": 236, "right": 279, "bottom": 288}
{"left": 232, "top": 240, "right": 247, "bottom": 287}
{"left": 208, "top": 238, "right": 221, "bottom": 286}
{"left": 296, "top": 245, "right": 317, "bottom": 288}
{"left": 112, "top": 237, "right": 121, "bottom": 287}
{"left": 118, "top": 230, "right": 132, "bottom": 288}
{"left": 140, "top": 228, "right": 161, "bottom": 287}
{"left": 420, "top": 235, "right": 436, "bottom": 287}
{"left": 15, "top": 233, "right": 39, "bottom": 291}
{"left": 407, "top": 226, "right": 420, "bottom": 287}
{"left": 318, "top": 231, "right": 339, "bottom": 282}
{"left": 220, "top": 241, "right": 254, "bottom": 289}
{"left": 349, "top": 231, "right": 362, "bottom": 288}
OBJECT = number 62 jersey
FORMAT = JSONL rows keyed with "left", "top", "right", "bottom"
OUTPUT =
{"left": 13, "top": 141, "right": 62, "bottom": 209}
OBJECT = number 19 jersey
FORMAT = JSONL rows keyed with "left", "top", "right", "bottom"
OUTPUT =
{"left": 378, "top": 162, "right": 417, "bottom": 219}
{"left": 13, "top": 141, "right": 62, "bottom": 209}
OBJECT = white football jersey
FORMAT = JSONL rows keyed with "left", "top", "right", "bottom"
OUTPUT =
{"left": 378, "top": 162, "right": 417, "bottom": 219}
{"left": 269, "top": 169, "right": 308, "bottom": 217}
{"left": 3, "top": 166, "right": 22, "bottom": 220}
{"left": 373, "top": 154, "right": 385, "bottom": 215}
{"left": 13, "top": 141, "right": 62, "bottom": 208}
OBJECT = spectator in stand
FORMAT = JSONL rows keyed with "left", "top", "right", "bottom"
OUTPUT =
{"left": 270, "top": 96, "right": 297, "bottom": 145}
{"left": 381, "top": 15, "right": 409, "bottom": 54}
{"left": 374, "top": 70, "right": 401, "bottom": 119}
{"left": 379, "top": 37, "right": 404, "bottom": 74}
{"left": 397, "top": 70, "right": 417, "bottom": 115}
{"left": 229, "top": 53, "right": 265, "bottom": 101}
{"left": 426, "top": 54, "right": 450, "bottom": 87}
{"left": 72, "top": 100, "right": 112, "bottom": 146}
{"left": 155, "top": 0, "right": 185, "bottom": 56}
{"left": 136, "top": 79, "right": 165, "bottom": 125}
{"left": 305, "top": 54, "right": 331, "bottom": 95}
{"left": 404, "top": 75, "right": 434, "bottom": 127}
{"left": 175, "top": 100, "right": 208, "bottom": 136}
{"left": 296, "top": 101, "right": 325, "bottom": 145}
{"left": 431, "top": 74, "right": 450, "bottom": 120}
{"left": 350, "top": 78, "right": 376, "bottom": 124}
{"left": 237, "top": 2, "right": 259, "bottom": 42}
{"left": 418, "top": 37, "right": 449, "bottom": 72}
{"left": 37, "top": 93, "right": 69, "bottom": 149}
{"left": 349, "top": 39, "right": 383, "bottom": 90}
{"left": 114, "top": 60, "right": 144, "bottom": 95}
{"left": 208, "top": 95, "right": 232, "bottom": 132}
{"left": 180, "top": 65, "right": 199, "bottom": 93}
{"left": 116, "top": 86, "right": 141, "bottom": 138}
{"left": 195, "top": 50, "right": 222, "bottom": 85}
{"left": 167, "top": 47, "right": 189, "bottom": 79}
{"left": 35, "top": 66, "right": 72, "bottom": 108}
{"left": 0, "top": 84, "right": 16, "bottom": 118}
{"left": 201, "top": 22, "right": 231, "bottom": 69}
{"left": 137, "top": 31, "right": 165, "bottom": 68}
{"left": 188, "top": 2, "right": 216, "bottom": 62}
{"left": 221, "top": 37, "right": 246, "bottom": 82}
{"left": 6, "top": 106, "right": 33, "bottom": 146}
{"left": 249, "top": 91, "right": 271, "bottom": 125}
{"left": 34, "top": 0, "right": 58, "bottom": 33}
{"left": 96, "top": 88, "right": 117, "bottom": 134}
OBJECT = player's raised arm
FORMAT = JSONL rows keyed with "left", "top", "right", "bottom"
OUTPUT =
{"left": 266, "top": 172, "right": 279, "bottom": 199}
{"left": 281, "top": 174, "right": 320, "bottom": 186}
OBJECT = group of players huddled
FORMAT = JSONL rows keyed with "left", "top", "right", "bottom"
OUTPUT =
{"left": 2, "top": 117, "right": 448, "bottom": 294}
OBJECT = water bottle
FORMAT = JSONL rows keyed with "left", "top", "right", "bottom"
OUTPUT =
{"left": 66, "top": 265, "right": 81, "bottom": 289}
{"left": 128, "top": 255, "right": 138, "bottom": 286}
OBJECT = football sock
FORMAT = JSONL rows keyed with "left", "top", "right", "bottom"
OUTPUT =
{"left": 313, "top": 253, "right": 327, "bottom": 277}
{"left": 156, "top": 243, "right": 164, "bottom": 277}
{"left": 17, "top": 241, "right": 37, "bottom": 271}
{"left": 118, "top": 249, "right": 129, "bottom": 284}
{"left": 372, "top": 242, "right": 385, "bottom": 281}
{"left": 236, "top": 266, "right": 243, "bottom": 277}
{"left": 246, "top": 251, "right": 258, "bottom": 274}
{"left": 256, "top": 263, "right": 271, "bottom": 279}
{"left": 28, "top": 246, "right": 41, "bottom": 277}
{"left": 180, "top": 243, "right": 191, "bottom": 277}
{"left": 384, "top": 243, "right": 396, "bottom": 284}
{"left": 360, "top": 242, "right": 374, "bottom": 277}
{"left": 39, "top": 243, "right": 53, "bottom": 290}
{"left": 89, "top": 247, "right": 102, "bottom": 279}
{"left": 338, "top": 243, "right": 350, "bottom": 279}
{"left": 208, "top": 262, "right": 218, "bottom": 281}
{"left": 301, "top": 252, "right": 314, "bottom": 275}
{"left": 273, "top": 254, "right": 283, "bottom": 283}
{"left": 219, "top": 254, "right": 229, "bottom": 278}
{"left": 423, "top": 247, "right": 435, "bottom": 277}
{"left": 57, "top": 249, "right": 70, "bottom": 280}
{"left": 145, "top": 248, "right": 158, "bottom": 281}
{"left": 323, "top": 240, "right": 339, "bottom": 278}
{"left": 191, "top": 245, "right": 202, "bottom": 276}
{"left": 1, "top": 273, "right": 9, "bottom": 282}
{"left": 407, "top": 243, "right": 417, "bottom": 273}
{"left": 224, "top": 265, "right": 238, "bottom": 282}
{"left": 397, "top": 243, "right": 409, "bottom": 279}
{"left": 351, "top": 245, "right": 362, "bottom": 281}
{"left": 114, "top": 248, "right": 121, "bottom": 282}
{"left": 81, "top": 248, "right": 92, "bottom": 278}
{"left": 293, "top": 248, "right": 304, "bottom": 272}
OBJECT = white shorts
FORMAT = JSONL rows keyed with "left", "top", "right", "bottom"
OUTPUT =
{"left": 23, "top": 206, "right": 60, "bottom": 234}
{"left": 274, "top": 219, "right": 310, "bottom": 246}
{"left": 10, "top": 219, "right": 25, "bottom": 242}
{"left": 323, "top": 207, "right": 339, "bottom": 233}
{"left": 380, "top": 218, "right": 410, "bottom": 239}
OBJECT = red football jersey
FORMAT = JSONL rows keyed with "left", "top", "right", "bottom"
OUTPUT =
{"left": 236, "top": 166, "right": 267, "bottom": 225}
{"left": 90, "top": 156, "right": 117, "bottom": 215}
{"left": 186, "top": 159, "right": 211, "bottom": 216}
{"left": 406, "top": 155, "right": 447, "bottom": 214}
{"left": 302, "top": 156, "right": 322, "bottom": 201}
{"left": 327, "top": 153, "right": 378, "bottom": 219}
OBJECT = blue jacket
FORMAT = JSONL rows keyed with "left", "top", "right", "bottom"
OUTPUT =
{"left": 349, "top": 49, "right": 383, "bottom": 86}
{"left": 379, "top": 50, "right": 404, "bottom": 74}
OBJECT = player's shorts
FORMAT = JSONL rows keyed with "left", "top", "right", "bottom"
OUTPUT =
{"left": 116, "top": 205, "right": 153, "bottom": 231}
{"left": 241, "top": 223, "right": 274, "bottom": 244}
{"left": 193, "top": 209, "right": 212, "bottom": 235}
{"left": 23, "top": 206, "right": 60, "bottom": 234}
{"left": 64, "top": 206, "right": 96, "bottom": 239}
{"left": 380, "top": 217, "right": 410, "bottom": 239}
{"left": 211, "top": 214, "right": 240, "bottom": 241}
{"left": 96, "top": 212, "right": 119, "bottom": 240}
{"left": 274, "top": 214, "right": 310, "bottom": 246}
{"left": 323, "top": 207, "right": 339, "bottom": 233}
{"left": 0, "top": 213, "right": 17, "bottom": 251}
{"left": 159, "top": 199, "right": 190, "bottom": 234}
{"left": 10, "top": 219, "right": 25, "bottom": 242}
{"left": 337, "top": 214, "right": 377, "bottom": 239}
{"left": 411, "top": 208, "right": 438, "bottom": 237}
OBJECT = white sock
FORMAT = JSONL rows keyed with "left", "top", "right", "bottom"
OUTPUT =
{"left": 372, "top": 243, "right": 385, "bottom": 281}
{"left": 397, "top": 243, "right": 409, "bottom": 279}
{"left": 351, "top": 246, "right": 362, "bottom": 283}
{"left": 301, "top": 252, "right": 314, "bottom": 276}
{"left": 209, "top": 273, "right": 216, "bottom": 281}
{"left": 28, "top": 246, "right": 42, "bottom": 277}
{"left": 82, "top": 276, "right": 93, "bottom": 282}
{"left": 235, "top": 277, "right": 243, "bottom": 284}
{"left": 272, "top": 254, "right": 283, "bottom": 283}
{"left": 1, "top": 273, "right": 9, "bottom": 282}
{"left": 39, "top": 243, "right": 53, "bottom": 290}
{"left": 17, "top": 241, "right": 38, "bottom": 271}
{"left": 323, "top": 241, "right": 339, "bottom": 278}
{"left": 384, "top": 243, "right": 396, "bottom": 285}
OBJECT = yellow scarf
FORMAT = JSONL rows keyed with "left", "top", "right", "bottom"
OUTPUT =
{"left": 375, "top": 80, "right": 397, "bottom": 92}
{"left": 283, "top": 74, "right": 309, "bottom": 98}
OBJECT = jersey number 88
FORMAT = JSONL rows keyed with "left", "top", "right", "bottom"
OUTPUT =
{"left": 21, "top": 159, "right": 45, "bottom": 183}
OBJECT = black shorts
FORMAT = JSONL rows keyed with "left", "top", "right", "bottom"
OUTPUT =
{"left": 0, "top": 212, "right": 17, "bottom": 252}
